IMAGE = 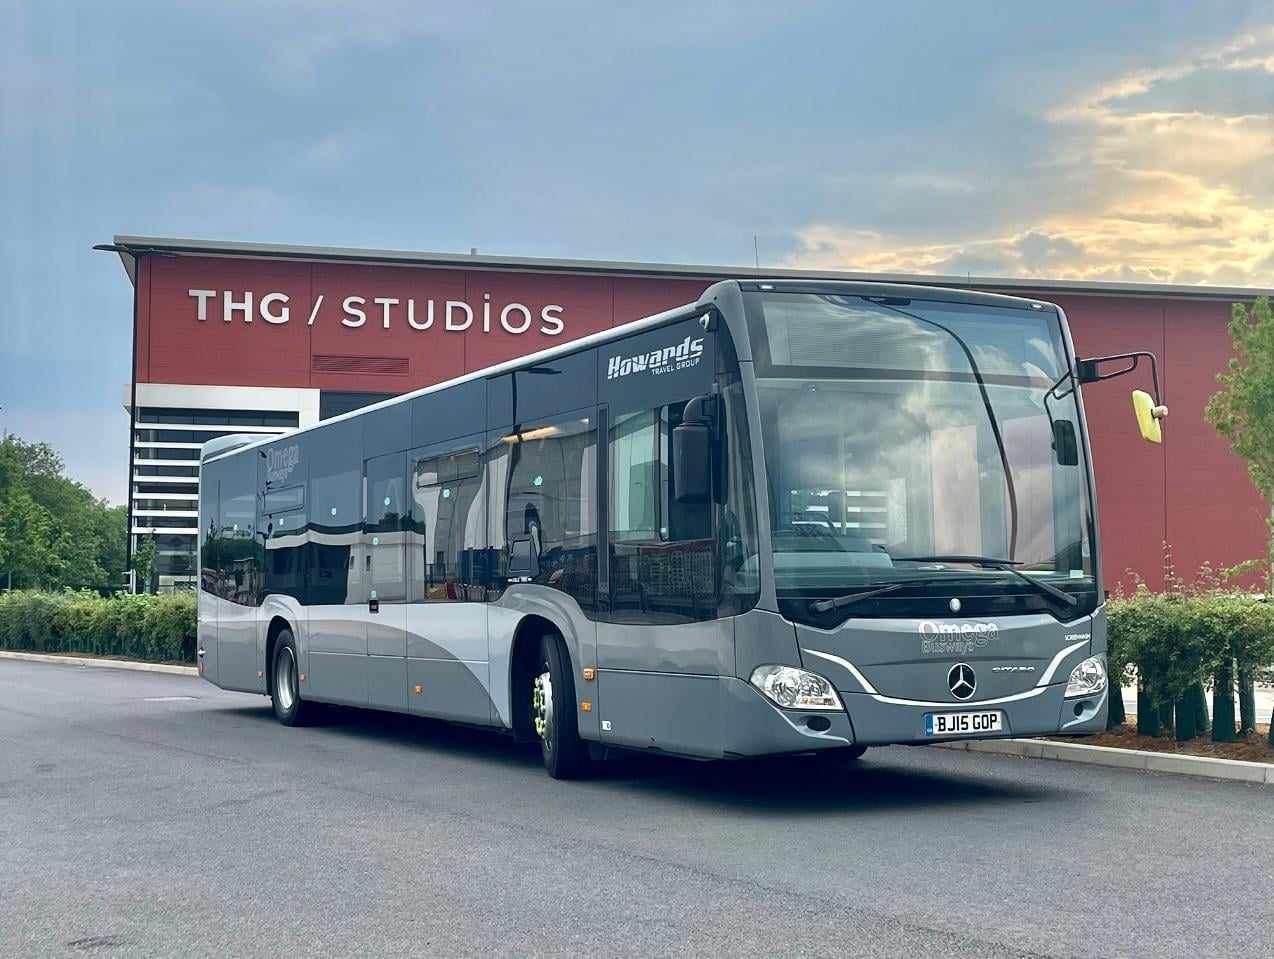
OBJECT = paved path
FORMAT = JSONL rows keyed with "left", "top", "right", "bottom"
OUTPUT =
{"left": 3, "top": 659, "right": 1272, "bottom": 958}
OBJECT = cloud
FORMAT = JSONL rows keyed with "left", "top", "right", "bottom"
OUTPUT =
{"left": 786, "top": 26, "right": 1274, "bottom": 286}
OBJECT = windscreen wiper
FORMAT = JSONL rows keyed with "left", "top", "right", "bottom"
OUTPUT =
{"left": 893, "top": 554, "right": 1079, "bottom": 609}
{"left": 809, "top": 580, "right": 925, "bottom": 613}
{"left": 869, "top": 299, "right": 1020, "bottom": 559}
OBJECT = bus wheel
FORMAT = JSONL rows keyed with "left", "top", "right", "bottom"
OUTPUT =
{"left": 532, "top": 632, "right": 587, "bottom": 779}
{"left": 270, "top": 630, "right": 311, "bottom": 727}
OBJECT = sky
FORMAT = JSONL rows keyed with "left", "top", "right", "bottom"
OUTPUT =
{"left": 3, "top": 1, "right": 1274, "bottom": 504}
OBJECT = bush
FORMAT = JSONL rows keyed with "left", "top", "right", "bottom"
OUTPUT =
{"left": 1107, "top": 589, "right": 1274, "bottom": 741}
{"left": 0, "top": 590, "right": 196, "bottom": 663}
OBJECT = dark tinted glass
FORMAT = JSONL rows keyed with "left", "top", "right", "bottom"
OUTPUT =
{"left": 411, "top": 439, "right": 486, "bottom": 602}
{"left": 136, "top": 447, "right": 202, "bottom": 461}
{"left": 215, "top": 454, "right": 260, "bottom": 606}
{"left": 486, "top": 375, "right": 513, "bottom": 430}
{"left": 138, "top": 408, "right": 299, "bottom": 427}
{"left": 488, "top": 413, "right": 597, "bottom": 610}
{"left": 607, "top": 403, "right": 715, "bottom": 623}
{"left": 412, "top": 378, "right": 487, "bottom": 447}
{"left": 263, "top": 486, "right": 304, "bottom": 513}
{"left": 135, "top": 429, "right": 242, "bottom": 444}
{"left": 198, "top": 476, "right": 218, "bottom": 595}
{"left": 134, "top": 499, "right": 197, "bottom": 511}
{"left": 263, "top": 482, "right": 306, "bottom": 599}
{"left": 598, "top": 317, "right": 715, "bottom": 417}
{"left": 138, "top": 465, "right": 199, "bottom": 477}
{"left": 142, "top": 515, "right": 199, "bottom": 529}
{"left": 362, "top": 401, "right": 411, "bottom": 460}
{"left": 306, "top": 422, "right": 362, "bottom": 604}
{"left": 512, "top": 351, "right": 595, "bottom": 424}
{"left": 366, "top": 452, "right": 408, "bottom": 604}
{"left": 136, "top": 482, "right": 201, "bottom": 495}
{"left": 603, "top": 340, "right": 760, "bottom": 625}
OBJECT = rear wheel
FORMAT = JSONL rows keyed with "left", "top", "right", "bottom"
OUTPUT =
{"left": 270, "top": 630, "right": 311, "bottom": 726}
{"left": 532, "top": 632, "right": 587, "bottom": 779}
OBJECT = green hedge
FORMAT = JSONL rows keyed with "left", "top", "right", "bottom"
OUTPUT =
{"left": 1107, "top": 590, "right": 1274, "bottom": 743}
{"left": 0, "top": 590, "right": 196, "bottom": 664}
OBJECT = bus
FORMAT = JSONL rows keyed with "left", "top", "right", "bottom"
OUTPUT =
{"left": 198, "top": 278, "right": 1166, "bottom": 778}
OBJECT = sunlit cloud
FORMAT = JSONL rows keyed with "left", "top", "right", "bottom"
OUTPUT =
{"left": 787, "top": 27, "right": 1274, "bottom": 286}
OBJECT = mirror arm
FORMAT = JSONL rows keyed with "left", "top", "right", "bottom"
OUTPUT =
{"left": 1076, "top": 350, "right": 1163, "bottom": 403}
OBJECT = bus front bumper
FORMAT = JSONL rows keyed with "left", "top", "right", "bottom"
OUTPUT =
{"left": 719, "top": 678, "right": 1107, "bottom": 758}
{"left": 840, "top": 683, "right": 1109, "bottom": 746}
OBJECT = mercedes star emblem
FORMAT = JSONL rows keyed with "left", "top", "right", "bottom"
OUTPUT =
{"left": 947, "top": 663, "right": 976, "bottom": 700}
{"left": 949, "top": 597, "right": 962, "bottom": 613}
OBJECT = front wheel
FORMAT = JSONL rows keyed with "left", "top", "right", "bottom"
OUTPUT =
{"left": 270, "top": 630, "right": 312, "bottom": 727}
{"left": 532, "top": 632, "right": 587, "bottom": 779}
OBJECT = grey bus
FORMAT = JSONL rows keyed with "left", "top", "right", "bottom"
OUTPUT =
{"left": 197, "top": 279, "right": 1165, "bottom": 778}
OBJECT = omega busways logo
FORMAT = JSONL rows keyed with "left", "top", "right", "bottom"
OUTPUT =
{"left": 606, "top": 335, "right": 705, "bottom": 380}
{"left": 918, "top": 620, "right": 1000, "bottom": 656}
{"left": 265, "top": 444, "right": 299, "bottom": 485}
{"left": 188, "top": 289, "right": 566, "bottom": 336}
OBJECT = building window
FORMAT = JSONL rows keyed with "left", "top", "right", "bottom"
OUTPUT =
{"left": 138, "top": 408, "right": 299, "bottom": 428}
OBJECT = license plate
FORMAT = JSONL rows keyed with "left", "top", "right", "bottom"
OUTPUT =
{"left": 924, "top": 710, "right": 1003, "bottom": 737}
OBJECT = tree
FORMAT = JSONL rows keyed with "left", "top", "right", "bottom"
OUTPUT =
{"left": 1206, "top": 295, "right": 1274, "bottom": 738}
{"left": 0, "top": 486, "right": 55, "bottom": 589}
{"left": 133, "top": 534, "right": 156, "bottom": 595}
{"left": 0, "top": 435, "right": 127, "bottom": 592}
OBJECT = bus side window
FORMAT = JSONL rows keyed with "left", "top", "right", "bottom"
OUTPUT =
{"left": 412, "top": 444, "right": 484, "bottom": 602}
{"left": 488, "top": 413, "right": 597, "bottom": 609}
{"left": 607, "top": 403, "right": 715, "bottom": 624}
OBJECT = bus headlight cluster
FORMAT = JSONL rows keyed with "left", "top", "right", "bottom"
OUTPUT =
{"left": 1065, "top": 655, "right": 1107, "bottom": 698}
{"left": 750, "top": 665, "right": 843, "bottom": 710}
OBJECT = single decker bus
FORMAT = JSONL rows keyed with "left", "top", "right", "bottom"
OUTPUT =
{"left": 198, "top": 279, "right": 1166, "bottom": 778}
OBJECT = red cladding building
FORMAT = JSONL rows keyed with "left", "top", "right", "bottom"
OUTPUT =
{"left": 105, "top": 235, "right": 1268, "bottom": 592}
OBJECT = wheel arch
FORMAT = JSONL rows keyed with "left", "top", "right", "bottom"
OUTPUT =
{"left": 264, "top": 614, "right": 295, "bottom": 686}
{"left": 507, "top": 614, "right": 567, "bottom": 743}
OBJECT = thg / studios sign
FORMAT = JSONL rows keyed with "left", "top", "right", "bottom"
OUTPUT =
{"left": 187, "top": 288, "right": 567, "bottom": 336}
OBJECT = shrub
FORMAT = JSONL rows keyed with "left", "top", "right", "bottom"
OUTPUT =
{"left": 0, "top": 590, "right": 196, "bottom": 663}
{"left": 1107, "top": 589, "right": 1274, "bottom": 741}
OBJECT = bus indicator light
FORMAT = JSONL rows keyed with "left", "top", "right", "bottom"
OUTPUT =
{"left": 582, "top": 667, "right": 595, "bottom": 681}
{"left": 581, "top": 701, "right": 592, "bottom": 712}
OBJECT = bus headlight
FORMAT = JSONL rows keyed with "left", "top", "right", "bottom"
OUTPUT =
{"left": 1065, "top": 655, "right": 1107, "bottom": 698}
{"left": 750, "top": 665, "right": 843, "bottom": 710}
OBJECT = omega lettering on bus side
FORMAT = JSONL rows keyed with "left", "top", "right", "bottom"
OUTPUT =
{"left": 266, "top": 445, "right": 299, "bottom": 485}
{"left": 918, "top": 620, "right": 1000, "bottom": 656}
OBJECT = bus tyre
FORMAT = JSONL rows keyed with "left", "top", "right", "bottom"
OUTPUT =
{"left": 270, "top": 630, "right": 311, "bottom": 727}
{"left": 533, "top": 632, "right": 588, "bottom": 779}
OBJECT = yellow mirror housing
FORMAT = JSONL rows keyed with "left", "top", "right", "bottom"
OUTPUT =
{"left": 1132, "top": 389, "right": 1166, "bottom": 443}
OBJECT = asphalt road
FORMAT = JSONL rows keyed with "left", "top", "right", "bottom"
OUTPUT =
{"left": 2, "top": 660, "right": 1272, "bottom": 959}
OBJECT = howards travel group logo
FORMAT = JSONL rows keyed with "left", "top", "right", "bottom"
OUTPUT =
{"left": 606, "top": 335, "right": 705, "bottom": 380}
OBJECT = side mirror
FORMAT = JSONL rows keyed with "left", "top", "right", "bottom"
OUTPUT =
{"left": 508, "top": 537, "right": 539, "bottom": 579}
{"left": 1052, "top": 420, "right": 1079, "bottom": 465}
{"left": 673, "top": 394, "right": 717, "bottom": 504}
{"left": 1075, "top": 351, "right": 1167, "bottom": 445}
{"left": 1132, "top": 389, "right": 1167, "bottom": 444}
